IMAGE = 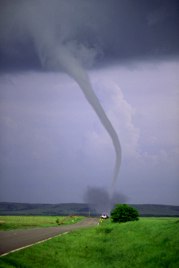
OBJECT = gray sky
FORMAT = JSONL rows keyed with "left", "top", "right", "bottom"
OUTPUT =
{"left": 0, "top": 0, "right": 179, "bottom": 205}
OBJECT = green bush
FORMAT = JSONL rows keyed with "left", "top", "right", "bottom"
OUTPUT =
{"left": 111, "top": 204, "right": 139, "bottom": 223}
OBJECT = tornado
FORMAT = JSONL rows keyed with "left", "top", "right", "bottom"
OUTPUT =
{"left": 0, "top": 0, "right": 122, "bottom": 197}
{"left": 36, "top": 38, "right": 121, "bottom": 195}
{"left": 58, "top": 46, "right": 122, "bottom": 195}
{"left": 35, "top": 34, "right": 121, "bottom": 196}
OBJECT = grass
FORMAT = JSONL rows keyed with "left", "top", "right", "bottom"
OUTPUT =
{"left": 0, "top": 217, "right": 179, "bottom": 267}
{"left": 0, "top": 215, "right": 84, "bottom": 231}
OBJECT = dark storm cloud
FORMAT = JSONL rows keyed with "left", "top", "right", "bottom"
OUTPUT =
{"left": 0, "top": 0, "right": 178, "bottom": 72}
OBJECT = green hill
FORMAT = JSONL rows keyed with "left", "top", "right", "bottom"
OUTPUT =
{"left": 0, "top": 202, "right": 178, "bottom": 216}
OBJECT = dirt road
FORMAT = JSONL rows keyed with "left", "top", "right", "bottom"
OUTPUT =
{"left": 0, "top": 217, "right": 99, "bottom": 256}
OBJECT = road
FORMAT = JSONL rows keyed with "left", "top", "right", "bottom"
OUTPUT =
{"left": 0, "top": 217, "right": 99, "bottom": 256}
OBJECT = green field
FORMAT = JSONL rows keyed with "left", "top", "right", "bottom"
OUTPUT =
{"left": 0, "top": 215, "right": 84, "bottom": 230}
{"left": 0, "top": 217, "right": 179, "bottom": 267}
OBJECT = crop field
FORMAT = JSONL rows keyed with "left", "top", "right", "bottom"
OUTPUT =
{"left": 0, "top": 217, "right": 178, "bottom": 268}
{"left": 0, "top": 215, "right": 84, "bottom": 231}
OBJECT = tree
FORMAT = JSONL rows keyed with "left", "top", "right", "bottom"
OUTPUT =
{"left": 111, "top": 204, "right": 139, "bottom": 223}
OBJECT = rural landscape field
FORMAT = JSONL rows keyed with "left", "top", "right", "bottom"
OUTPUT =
{"left": 0, "top": 215, "right": 179, "bottom": 268}
{"left": 0, "top": 215, "right": 83, "bottom": 231}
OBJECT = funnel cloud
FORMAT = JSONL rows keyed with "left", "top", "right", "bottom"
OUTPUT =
{"left": 58, "top": 46, "right": 121, "bottom": 194}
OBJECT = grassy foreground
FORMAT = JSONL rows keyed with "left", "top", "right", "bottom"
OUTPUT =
{"left": 0, "top": 218, "right": 179, "bottom": 268}
{"left": 0, "top": 215, "right": 84, "bottom": 231}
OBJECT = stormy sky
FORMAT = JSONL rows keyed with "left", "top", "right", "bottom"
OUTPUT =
{"left": 0, "top": 0, "right": 179, "bottom": 205}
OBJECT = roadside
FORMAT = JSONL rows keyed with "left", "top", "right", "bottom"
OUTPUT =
{"left": 0, "top": 217, "right": 99, "bottom": 256}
